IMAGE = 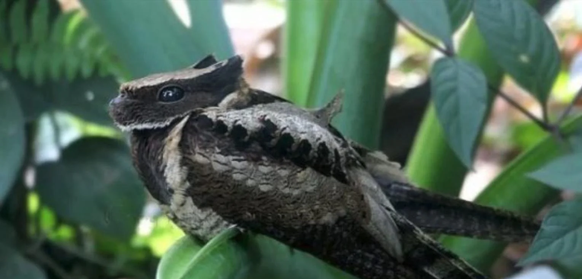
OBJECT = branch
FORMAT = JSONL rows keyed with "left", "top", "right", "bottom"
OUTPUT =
{"left": 29, "top": 251, "right": 75, "bottom": 279}
{"left": 556, "top": 85, "right": 582, "bottom": 126}
{"left": 398, "top": 19, "right": 454, "bottom": 57}
{"left": 376, "top": 0, "right": 552, "bottom": 133}
{"left": 51, "top": 242, "right": 150, "bottom": 279}
{"left": 487, "top": 85, "right": 553, "bottom": 131}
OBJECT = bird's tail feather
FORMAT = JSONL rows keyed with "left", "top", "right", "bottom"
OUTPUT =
{"left": 390, "top": 212, "right": 487, "bottom": 279}
{"left": 353, "top": 142, "right": 540, "bottom": 243}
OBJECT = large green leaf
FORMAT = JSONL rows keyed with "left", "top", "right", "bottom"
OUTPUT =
{"left": 0, "top": 74, "right": 25, "bottom": 204}
{"left": 158, "top": 231, "right": 355, "bottom": 279}
{"left": 439, "top": 115, "right": 582, "bottom": 271}
{"left": 430, "top": 57, "right": 488, "bottom": 167}
{"left": 30, "top": 0, "right": 50, "bottom": 44}
{"left": 283, "top": 0, "right": 328, "bottom": 106}
{"left": 79, "top": 0, "right": 234, "bottom": 78}
{"left": 158, "top": 228, "right": 246, "bottom": 279}
{"left": 519, "top": 199, "right": 582, "bottom": 266}
{"left": 473, "top": 0, "right": 560, "bottom": 105}
{"left": 157, "top": 235, "right": 205, "bottom": 279}
{"left": 308, "top": 0, "right": 397, "bottom": 149}
{"left": 528, "top": 152, "right": 582, "bottom": 192}
{"left": 0, "top": 220, "right": 16, "bottom": 247}
{"left": 0, "top": 244, "right": 46, "bottom": 279}
{"left": 384, "top": 0, "right": 453, "bottom": 49}
{"left": 8, "top": 0, "right": 27, "bottom": 45}
{"left": 445, "top": 0, "right": 473, "bottom": 32}
{"left": 36, "top": 137, "right": 145, "bottom": 240}
{"left": 51, "top": 76, "right": 119, "bottom": 125}
{"left": 3, "top": 69, "right": 118, "bottom": 124}
{"left": 405, "top": 18, "right": 504, "bottom": 196}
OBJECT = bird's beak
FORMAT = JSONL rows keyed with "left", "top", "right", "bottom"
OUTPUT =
{"left": 109, "top": 95, "right": 124, "bottom": 107}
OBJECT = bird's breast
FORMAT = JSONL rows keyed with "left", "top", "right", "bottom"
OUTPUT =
{"left": 160, "top": 115, "right": 231, "bottom": 240}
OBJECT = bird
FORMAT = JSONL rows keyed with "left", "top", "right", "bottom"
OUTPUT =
{"left": 108, "top": 54, "right": 501, "bottom": 279}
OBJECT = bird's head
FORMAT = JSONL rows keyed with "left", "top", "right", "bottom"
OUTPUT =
{"left": 108, "top": 55, "right": 244, "bottom": 131}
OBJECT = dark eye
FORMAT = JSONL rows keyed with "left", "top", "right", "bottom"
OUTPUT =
{"left": 158, "top": 85, "right": 185, "bottom": 102}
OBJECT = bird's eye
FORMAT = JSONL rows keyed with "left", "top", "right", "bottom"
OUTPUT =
{"left": 158, "top": 85, "right": 185, "bottom": 102}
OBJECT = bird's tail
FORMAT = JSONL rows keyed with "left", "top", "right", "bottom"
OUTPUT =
{"left": 385, "top": 181, "right": 540, "bottom": 243}
{"left": 389, "top": 211, "right": 487, "bottom": 279}
{"left": 351, "top": 141, "right": 540, "bottom": 243}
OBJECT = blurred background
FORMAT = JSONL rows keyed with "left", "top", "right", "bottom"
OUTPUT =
{"left": 0, "top": 0, "right": 581, "bottom": 278}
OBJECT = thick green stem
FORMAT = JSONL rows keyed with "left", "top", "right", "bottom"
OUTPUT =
{"left": 283, "top": 0, "right": 328, "bottom": 106}
{"left": 307, "top": 0, "right": 398, "bottom": 149}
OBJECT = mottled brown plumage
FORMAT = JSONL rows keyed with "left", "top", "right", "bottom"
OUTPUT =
{"left": 350, "top": 142, "right": 541, "bottom": 243}
{"left": 108, "top": 54, "right": 537, "bottom": 279}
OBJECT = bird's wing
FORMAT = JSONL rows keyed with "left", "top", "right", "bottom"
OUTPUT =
{"left": 351, "top": 140, "right": 541, "bottom": 242}
{"left": 185, "top": 101, "right": 405, "bottom": 260}
{"left": 179, "top": 101, "right": 485, "bottom": 279}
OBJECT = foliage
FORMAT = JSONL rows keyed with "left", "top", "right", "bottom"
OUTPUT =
{"left": 429, "top": 57, "right": 488, "bottom": 167}
{"left": 305, "top": 0, "right": 397, "bottom": 148}
{"left": 0, "top": 0, "right": 228, "bottom": 278}
{"left": 1, "top": 0, "right": 582, "bottom": 279}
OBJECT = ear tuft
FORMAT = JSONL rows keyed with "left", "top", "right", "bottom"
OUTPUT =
{"left": 191, "top": 54, "right": 219, "bottom": 69}
{"left": 223, "top": 55, "right": 243, "bottom": 69}
{"left": 211, "top": 55, "right": 244, "bottom": 82}
{"left": 312, "top": 90, "right": 344, "bottom": 124}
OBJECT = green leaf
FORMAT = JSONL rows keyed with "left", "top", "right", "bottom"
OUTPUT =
{"left": 568, "top": 130, "right": 582, "bottom": 152}
{"left": 0, "top": 220, "right": 16, "bottom": 247}
{"left": 439, "top": 114, "right": 582, "bottom": 271}
{"left": 307, "top": 0, "right": 397, "bottom": 149}
{"left": 283, "top": 0, "right": 328, "bottom": 106}
{"left": 36, "top": 137, "right": 145, "bottom": 240}
{"left": 50, "top": 12, "right": 72, "bottom": 44}
{"left": 79, "top": 0, "right": 234, "bottom": 78}
{"left": 31, "top": 0, "right": 50, "bottom": 43}
{"left": 0, "top": 75, "right": 25, "bottom": 203}
{"left": 405, "top": 18, "right": 506, "bottom": 197}
{"left": 0, "top": 244, "right": 46, "bottom": 279}
{"left": 519, "top": 199, "right": 582, "bottom": 266}
{"left": 553, "top": 255, "right": 582, "bottom": 279}
{"left": 430, "top": 57, "right": 488, "bottom": 167}
{"left": 2, "top": 70, "right": 51, "bottom": 121}
{"left": 157, "top": 235, "right": 204, "bottom": 279}
{"left": 158, "top": 228, "right": 246, "bottom": 279}
{"left": 15, "top": 44, "right": 34, "bottom": 79}
{"left": 32, "top": 45, "right": 48, "bottom": 86}
{"left": 64, "top": 48, "right": 81, "bottom": 81}
{"left": 473, "top": 0, "right": 560, "bottom": 105}
{"left": 511, "top": 121, "right": 547, "bottom": 151}
{"left": 8, "top": 0, "right": 27, "bottom": 45}
{"left": 0, "top": 45, "right": 13, "bottom": 70}
{"left": 0, "top": 1, "right": 8, "bottom": 43}
{"left": 528, "top": 152, "right": 582, "bottom": 192}
{"left": 445, "top": 0, "right": 473, "bottom": 32}
{"left": 384, "top": 0, "right": 453, "bottom": 49}
{"left": 5, "top": 67, "right": 118, "bottom": 124}
{"left": 158, "top": 233, "right": 355, "bottom": 279}
{"left": 48, "top": 44, "right": 64, "bottom": 81}
{"left": 52, "top": 76, "right": 119, "bottom": 125}
{"left": 63, "top": 12, "right": 86, "bottom": 46}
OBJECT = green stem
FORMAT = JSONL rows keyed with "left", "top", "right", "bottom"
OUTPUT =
{"left": 283, "top": 0, "right": 328, "bottom": 106}
{"left": 307, "top": 0, "right": 398, "bottom": 149}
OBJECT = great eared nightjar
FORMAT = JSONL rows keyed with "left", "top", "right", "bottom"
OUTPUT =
{"left": 107, "top": 54, "right": 528, "bottom": 279}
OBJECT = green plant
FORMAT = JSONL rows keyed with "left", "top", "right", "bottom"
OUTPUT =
{"left": 1, "top": 0, "right": 581, "bottom": 278}
{"left": 155, "top": 0, "right": 582, "bottom": 278}
{"left": 0, "top": 0, "right": 229, "bottom": 278}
